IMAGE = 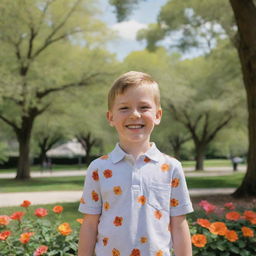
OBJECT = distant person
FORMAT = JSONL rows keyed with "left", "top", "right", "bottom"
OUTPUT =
{"left": 231, "top": 156, "right": 242, "bottom": 171}
{"left": 78, "top": 71, "right": 193, "bottom": 256}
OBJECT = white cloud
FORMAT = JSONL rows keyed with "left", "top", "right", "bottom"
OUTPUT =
{"left": 112, "top": 20, "right": 147, "bottom": 40}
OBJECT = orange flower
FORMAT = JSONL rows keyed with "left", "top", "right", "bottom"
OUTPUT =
{"left": 103, "top": 237, "right": 109, "bottom": 246}
{"left": 20, "top": 200, "right": 31, "bottom": 208}
{"left": 113, "top": 216, "right": 123, "bottom": 226}
{"left": 209, "top": 222, "right": 227, "bottom": 236}
{"left": 34, "top": 208, "right": 48, "bottom": 218}
{"left": 10, "top": 211, "right": 25, "bottom": 221}
{"left": 92, "top": 170, "right": 99, "bottom": 181}
{"left": 0, "top": 215, "right": 10, "bottom": 226}
{"left": 58, "top": 222, "right": 72, "bottom": 236}
{"left": 161, "top": 163, "right": 170, "bottom": 172}
{"left": 154, "top": 210, "right": 162, "bottom": 220}
{"left": 0, "top": 230, "right": 11, "bottom": 241}
{"left": 113, "top": 186, "right": 122, "bottom": 195}
{"left": 243, "top": 210, "right": 256, "bottom": 222}
{"left": 140, "top": 237, "right": 148, "bottom": 243}
{"left": 225, "top": 230, "right": 238, "bottom": 242}
{"left": 191, "top": 234, "right": 207, "bottom": 248}
{"left": 100, "top": 155, "right": 109, "bottom": 160}
{"left": 171, "top": 178, "right": 180, "bottom": 188}
{"left": 137, "top": 195, "right": 147, "bottom": 205}
{"left": 80, "top": 197, "right": 86, "bottom": 204}
{"left": 155, "top": 250, "right": 164, "bottom": 256}
{"left": 104, "top": 201, "right": 110, "bottom": 210}
{"left": 225, "top": 211, "right": 240, "bottom": 221}
{"left": 250, "top": 218, "right": 256, "bottom": 224}
{"left": 112, "top": 248, "right": 120, "bottom": 256}
{"left": 34, "top": 245, "right": 48, "bottom": 256}
{"left": 53, "top": 205, "right": 63, "bottom": 214}
{"left": 197, "top": 218, "right": 211, "bottom": 228}
{"left": 19, "top": 232, "right": 34, "bottom": 244}
{"left": 103, "top": 169, "right": 113, "bottom": 178}
{"left": 241, "top": 226, "right": 254, "bottom": 237}
{"left": 92, "top": 190, "right": 99, "bottom": 202}
{"left": 170, "top": 198, "right": 179, "bottom": 207}
{"left": 130, "top": 248, "right": 141, "bottom": 256}
{"left": 144, "top": 156, "right": 151, "bottom": 163}
{"left": 76, "top": 218, "right": 84, "bottom": 224}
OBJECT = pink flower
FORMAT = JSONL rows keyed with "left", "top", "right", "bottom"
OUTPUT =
{"left": 224, "top": 202, "right": 235, "bottom": 210}
{"left": 198, "top": 200, "right": 216, "bottom": 214}
{"left": 34, "top": 245, "right": 48, "bottom": 256}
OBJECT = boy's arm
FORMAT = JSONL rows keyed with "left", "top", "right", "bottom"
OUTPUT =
{"left": 170, "top": 215, "right": 192, "bottom": 256}
{"left": 78, "top": 214, "right": 100, "bottom": 256}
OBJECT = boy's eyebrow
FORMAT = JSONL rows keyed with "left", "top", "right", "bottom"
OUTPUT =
{"left": 117, "top": 100, "right": 152, "bottom": 105}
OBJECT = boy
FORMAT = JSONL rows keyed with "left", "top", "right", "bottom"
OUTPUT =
{"left": 78, "top": 71, "right": 193, "bottom": 256}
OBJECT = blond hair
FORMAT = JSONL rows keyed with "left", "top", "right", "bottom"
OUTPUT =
{"left": 108, "top": 71, "right": 160, "bottom": 110}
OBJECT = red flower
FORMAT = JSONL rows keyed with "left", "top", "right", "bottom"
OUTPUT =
{"left": 19, "top": 232, "right": 34, "bottom": 244}
{"left": 10, "top": 211, "right": 25, "bottom": 221}
{"left": 53, "top": 205, "right": 63, "bottom": 214}
{"left": 20, "top": 200, "right": 31, "bottom": 208}
{"left": 0, "top": 230, "right": 11, "bottom": 240}
{"left": 34, "top": 208, "right": 48, "bottom": 218}
{"left": 34, "top": 245, "right": 48, "bottom": 256}
{"left": 225, "top": 211, "right": 240, "bottom": 221}
{"left": 197, "top": 218, "right": 211, "bottom": 228}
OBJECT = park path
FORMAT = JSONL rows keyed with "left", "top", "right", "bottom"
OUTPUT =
{"left": 0, "top": 166, "right": 245, "bottom": 207}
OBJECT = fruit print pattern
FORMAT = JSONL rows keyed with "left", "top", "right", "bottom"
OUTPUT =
{"left": 171, "top": 178, "right": 180, "bottom": 188}
{"left": 154, "top": 210, "right": 163, "bottom": 220}
{"left": 144, "top": 156, "right": 151, "bottom": 163}
{"left": 161, "top": 163, "right": 170, "bottom": 172}
{"left": 140, "top": 237, "right": 148, "bottom": 243}
{"left": 104, "top": 201, "right": 110, "bottom": 211}
{"left": 103, "top": 237, "right": 109, "bottom": 246}
{"left": 91, "top": 190, "right": 99, "bottom": 202}
{"left": 112, "top": 248, "right": 120, "bottom": 256}
{"left": 100, "top": 155, "right": 109, "bottom": 160}
{"left": 155, "top": 250, "right": 163, "bottom": 256}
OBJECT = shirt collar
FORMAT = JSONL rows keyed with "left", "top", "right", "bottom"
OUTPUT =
{"left": 109, "top": 142, "right": 161, "bottom": 164}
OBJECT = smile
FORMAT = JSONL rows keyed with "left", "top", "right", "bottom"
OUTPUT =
{"left": 125, "top": 125, "right": 144, "bottom": 129}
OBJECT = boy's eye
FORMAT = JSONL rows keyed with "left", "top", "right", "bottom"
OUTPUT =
{"left": 119, "top": 107, "right": 128, "bottom": 110}
{"left": 141, "top": 106, "right": 150, "bottom": 109}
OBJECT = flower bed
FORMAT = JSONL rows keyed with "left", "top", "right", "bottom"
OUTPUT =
{"left": 1, "top": 199, "right": 255, "bottom": 255}
{"left": 190, "top": 200, "right": 256, "bottom": 256}
{"left": 0, "top": 200, "right": 82, "bottom": 255}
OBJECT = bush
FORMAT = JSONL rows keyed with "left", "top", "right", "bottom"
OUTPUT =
{"left": 190, "top": 200, "right": 256, "bottom": 256}
{"left": 0, "top": 201, "right": 83, "bottom": 256}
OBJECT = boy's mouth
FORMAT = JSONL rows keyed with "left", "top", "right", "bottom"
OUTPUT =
{"left": 125, "top": 125, "right": 144, "bottom": 129}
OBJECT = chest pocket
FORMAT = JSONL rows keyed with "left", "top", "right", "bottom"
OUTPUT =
{"left": 148, "top": 182, "right": 171, "bottom": 212}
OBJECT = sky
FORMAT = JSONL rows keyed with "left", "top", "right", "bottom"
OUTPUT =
{"left": 98, "top": 0, "right": 168, "bottom": 60}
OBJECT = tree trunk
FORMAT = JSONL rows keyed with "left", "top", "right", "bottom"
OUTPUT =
{"left": 230, "top": 0, "right": 256, "bottom": 197}
{"left": 15, "top": 117, "right": 34, "bottom": 180}
{"left": 195, "top": 145, "right": 206, "bottom": 171}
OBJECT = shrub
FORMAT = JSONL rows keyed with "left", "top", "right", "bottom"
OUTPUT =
{"left": 0, "top": 200, "right": 83, "bottom": 256}
{"left": 190, "top": 200, "right": 256, "bottom": 256}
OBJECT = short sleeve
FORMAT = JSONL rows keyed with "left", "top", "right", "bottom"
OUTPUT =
{"left": 78, "top": 161, "right": 102, "bottom": 214}
{"left": 169, "top": 162, "right": 193, "bottom": 216}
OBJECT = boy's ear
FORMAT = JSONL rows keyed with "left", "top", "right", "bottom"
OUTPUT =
{"left": 154, "top": 108, "right": 162, "bottom": 125}
{"left": 106, "top": 111, "right": 114, "bottom": 126}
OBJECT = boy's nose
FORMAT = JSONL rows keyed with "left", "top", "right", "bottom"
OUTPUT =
{"left": 130, "top": 109, "right": 141, "bottom": 119}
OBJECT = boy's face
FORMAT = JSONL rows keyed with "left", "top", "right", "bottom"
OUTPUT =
{"left": 107, "top": 85, "right": 162, "bottom": 148}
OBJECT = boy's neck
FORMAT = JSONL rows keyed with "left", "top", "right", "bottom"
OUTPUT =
{"left": 119, "top": 140, "right": 151, "bottom": 160}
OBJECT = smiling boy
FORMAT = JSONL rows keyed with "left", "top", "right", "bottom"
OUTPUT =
{"left": 78, "top": 71, "right": 193, "bottom": 256}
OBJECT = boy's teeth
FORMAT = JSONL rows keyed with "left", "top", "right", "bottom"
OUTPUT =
{"left": 127, "top": 125, "right": 143, "bottom": 128}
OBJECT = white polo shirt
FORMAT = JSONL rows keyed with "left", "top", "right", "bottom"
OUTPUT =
{"left": 79, "top": 143, "right": 193, "bottom": 256}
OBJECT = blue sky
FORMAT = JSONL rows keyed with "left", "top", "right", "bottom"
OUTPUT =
{"left": 99, "top": 0, "right": 168, "bottom": 60}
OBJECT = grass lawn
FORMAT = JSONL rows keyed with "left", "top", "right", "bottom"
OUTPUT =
{"left": 1, "top": 173, "right": 245, "bottom": 193}
{"left": 0, "top": 201, "right": 83, "bottom": 224}
{"left": 181, "top": 159, "right": 245, "bottom": 167}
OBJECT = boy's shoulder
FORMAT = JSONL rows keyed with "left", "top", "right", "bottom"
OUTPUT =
{"left": 161, "top": 152, "right": 182, "bottom": 167}
{"left": 87, "top": 154, "right": 112, "bottom": 169}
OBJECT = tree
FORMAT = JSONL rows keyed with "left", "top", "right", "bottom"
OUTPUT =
{"left": 0, "top": 0, "right": 113, "bottom": 179}
{"left": 110, "top": 0, "right": 256, "bottom": 196}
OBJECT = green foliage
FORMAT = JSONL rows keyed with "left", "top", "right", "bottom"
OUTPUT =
{"left": 190, "top": 200, "right": 256, "bottom": 255}
{"left": 0, "top": 203, "right": 82, "bottom": 255}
